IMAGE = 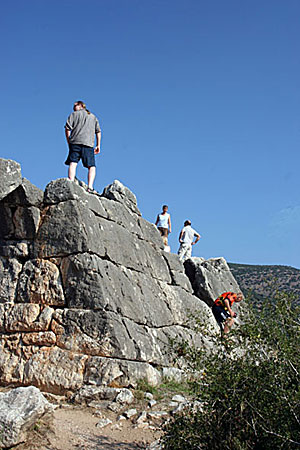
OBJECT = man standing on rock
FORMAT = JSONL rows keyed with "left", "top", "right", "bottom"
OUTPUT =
{"left": 64, "top": 101, "right": 101, "bottom": 192}
{"left": 178, "top": 220, "right": 201, "bottom": 262}
{"left": 212, "top": 292, "right": 243, "bottom": 335}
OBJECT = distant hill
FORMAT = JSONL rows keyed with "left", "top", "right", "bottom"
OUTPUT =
{"left": 228, "top": 263, "right": 300, "bottom": 307}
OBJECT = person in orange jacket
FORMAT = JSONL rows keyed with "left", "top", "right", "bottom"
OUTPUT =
{"left": 212, "top": 292, "right": 243, "bottom": 335}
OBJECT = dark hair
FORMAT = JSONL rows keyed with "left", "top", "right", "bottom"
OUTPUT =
{"left": 162, "top": 205, "right": 168, "bottom": 209}
{"left": 184, "top": 220, "right": 191, "bottom": 226}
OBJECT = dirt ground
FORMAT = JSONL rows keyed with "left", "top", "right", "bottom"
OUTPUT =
{"left": 14, "top": 405, "right": 162, "bottom": 450}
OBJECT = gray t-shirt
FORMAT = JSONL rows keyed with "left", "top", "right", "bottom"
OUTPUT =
{"left": 180, "top": 225, "right": 198, "bottom": 245}
{"left": 65, "top": 109, "right": 101, "bottom": 148}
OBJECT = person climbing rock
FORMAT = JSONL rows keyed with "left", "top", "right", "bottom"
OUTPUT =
{"left": 212, "top": 291, "right": 243, "bottom": 335}
{"left": 177, "top": 220, "right": 201, "bottom": 262}
{"left": 155, "top": 205, "right": 172, "bottom": 247}
{"left": 64, "top": 101, "right": 101, "bottom": 192}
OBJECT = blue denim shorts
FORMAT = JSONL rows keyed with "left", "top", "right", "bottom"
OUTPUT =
{"left": 65, "top": 144, "right": 95, "bottom": 168}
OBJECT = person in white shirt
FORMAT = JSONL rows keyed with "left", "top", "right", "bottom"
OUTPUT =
{"left": 155, "top": 205, "right": 172, "bottom": 246}
{"left": 178, "top": 220, "right": 201, "bottom": 262}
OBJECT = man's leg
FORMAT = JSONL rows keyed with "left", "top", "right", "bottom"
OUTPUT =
{"left": 185, "top": 245, "right": 192, "bottom": 261}
{"left": 68, "top": 162, "right": 77, "bottom": 181}
{"left": 223, "top": 318, "right": 234, "bottom": 334}
{"left": 88, "top": 166, "right": 96, "bottom": 190}
{"left": 178, "top": 244, "right": 186, "bottom": 261}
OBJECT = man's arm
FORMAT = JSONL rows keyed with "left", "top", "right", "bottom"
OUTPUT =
{"left": 65, "top": 128, "right": 71, "bottom": 144}
{"left": 168, "top": 216, "right": 172, "bottom": 233}
{"left": 224, "top": 299, "right": 235, "bottom": 318}
{"left": 192, "top": 232, "right": 201, "bottom": 245}
{"left": 155, "top": 215, "right": 159, "bottom": 226}
{"left": 179, "top": 230, "right": 183, "bottom": 243}
{"left": 94, "top": 131, "right": 101, "bottom": 154}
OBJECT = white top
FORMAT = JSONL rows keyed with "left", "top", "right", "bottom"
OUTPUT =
{"left": 180, "top": 225, "right": 198, "bottom": 245}
{"left": 157, "top": 213, "right": 170, "bottom": 229}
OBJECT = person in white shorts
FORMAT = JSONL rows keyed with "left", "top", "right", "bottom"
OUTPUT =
{"left": 178, "top": 220, "right": 201, "bottom": 262}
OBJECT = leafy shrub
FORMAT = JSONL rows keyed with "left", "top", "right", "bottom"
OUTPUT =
{"left": 161, "top": 291, "right": 300, "bottom": 449}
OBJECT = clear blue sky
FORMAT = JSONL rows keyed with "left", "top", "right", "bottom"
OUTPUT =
{"left": 1, "top": 0, "right": 299, "bottom": 268}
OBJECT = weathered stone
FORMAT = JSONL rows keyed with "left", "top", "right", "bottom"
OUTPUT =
{"left": 172, "top": 394, "right": 186, "bottom": 403}
{"left": 147, "top": 411, "right": 168, "bottom": 420}
{"left": 0, "top": 158, "right": 22, "bottom": 201}
{"left": 184, "top": 257, "right": 241, "bottom": 306}
{"left": 0, "top": 241, "right": 29, "bottom": 259}
{"left": 84, "top": 357, "right": 162, "bottom": 388}
{"left": 136, "top": 411, "right": 148, "bottom": 424}
{"left": 5, "top": 178, "right": 43, "bottom": 207}
{"left": 22, "top": 331, "right": 56, "bottom": 346}
{"left": 0, "top": 386, "right": 53, "bottom": 448}
{"left": 124, "top": 408, "right": 137, "bottom": 419}
{"left": 73, "top": 386, "right": 123, "bottom": 404}
{"left": 23, "top": 347, "right": 88, "bottom": 394}
{"left": 0, "top": 203, "right": 14, "bottom": 239}
{"left": 107, "top": 402, "right": 122, "bottom": 412}
{"left": 5, "top": 304, "right": 53, "bottom": 332}
{"left": 96, "top": 417, "right": 112, "bottom": 428}
{"left": 102, "top": 179, "right": 141, "bottom": 216}
{"left": 148, "top": 399, "right": 157, "bottom": 408}
{"left": 115, "top": 388, "right": 134, "bottom": 405}
{"left": 60, "top": 254, "right": 172, "bottom": 324}
{"left": 0, "top": 257, "right": 22, "bottom": 303}
{"left": 17, "top": 259, "right": 65, "bottom": 306}
{"left": 13, "top": 206, "right": 40, "bottom": 239}
{"left": 44, "top": 178, "right": 88, "bottom": 204}
{"left": 0, "top": 348, "right": 26, "bottom": 385}
{"left": 145, "top": 392, "right": 154, "bottom": 400}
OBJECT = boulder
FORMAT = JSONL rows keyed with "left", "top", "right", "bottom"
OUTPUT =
{"left": 0, "top": 386, "right": 53, "bottom": 448}
{"left": 0, "top": 159, "right": 22, "bottom": 202}
{"left": 102, "top": 179, "right": 141, "bottom": 216}
{"left": 184, "top": 257, "right": 241, "bottom": 306}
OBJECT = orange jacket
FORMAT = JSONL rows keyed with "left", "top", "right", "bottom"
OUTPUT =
{"left": 214, "top": 292, "right": 237, "bottom": 309}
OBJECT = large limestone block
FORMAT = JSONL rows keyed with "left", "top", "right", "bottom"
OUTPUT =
{"left": 102, "top": 179, "right": 141, "bottom": 216}
{"left": 57, "top": 309, "right": 138, "bottom": 360}
{"left": 61, "top": 254, "right": 173, "bottom": 325}
{"left": 0, "top": 386, "right": 53, "bottom": 448}
{"left": 34, "top": 199, "right": 104, "bottom": 258}
{"left": 0, "top": 158, "right": 22, "bottom": 201}
{"left": 44, "top": 178, "right": 88, "bottom": 204}
{"left": 4, "top": 178, "right": 43, "bottom": 207}
{"left": 23, "top": 347, "right": 88, "bottom": 394}
{"left": 0, "top": 257, "right": 22, "bottom": 303}
{"left": 184, "top": 257, "right": 241, "bottom": 306}
{"left": 0, "top": 348, "right": 25, "bottom": 385}
{"left": 13, "top": 205, "right": 40, "bottom": 239}
{"left": 0, "top": 203, "right": 14, "bottom": 239}
{"left": 84, "top": 357, "right": 162, "bottom": 388}
{"left": 5, "top": 304, "right": 53, "bottom": 332}
{"left": 17, "top": 259, "right": 65, "bottom": 306}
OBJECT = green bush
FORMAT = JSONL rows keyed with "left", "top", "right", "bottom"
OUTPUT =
{"left": 161, "top": 291, "right": 300, "bottom": 449}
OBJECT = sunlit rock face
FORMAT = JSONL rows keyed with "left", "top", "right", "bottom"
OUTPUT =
{"left": 0, "top": 158, "right": 239, "bottom": 396}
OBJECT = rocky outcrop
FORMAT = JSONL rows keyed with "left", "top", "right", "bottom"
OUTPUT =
{"left": 0, "top": 386, "right": 53, "bottom": 448}
{"left": 0, "top": 159, "right": 240, "bottom": 396}
{"left": 184, "top": 257, "right": 241, "bottom": 306}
